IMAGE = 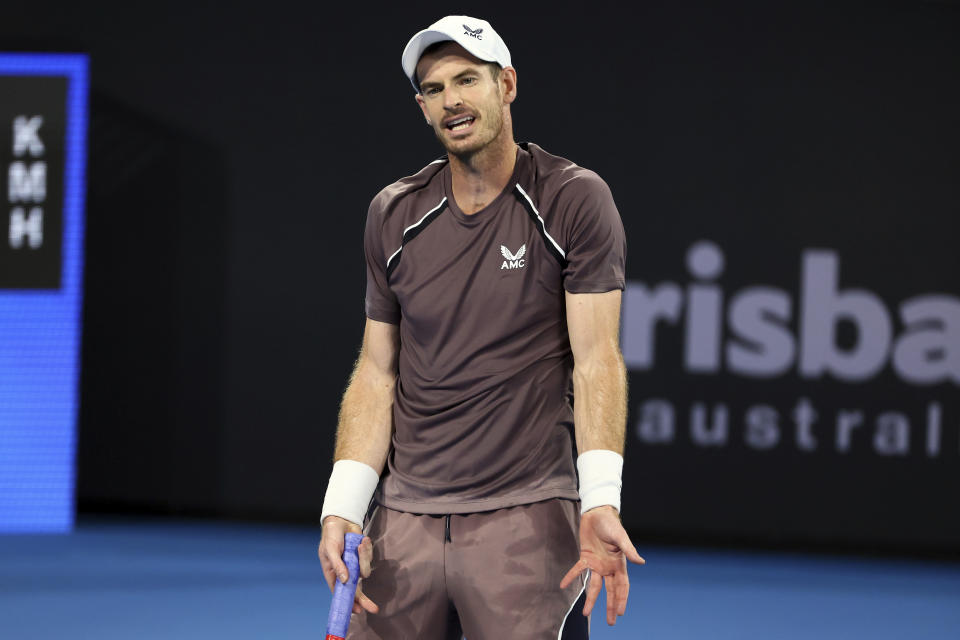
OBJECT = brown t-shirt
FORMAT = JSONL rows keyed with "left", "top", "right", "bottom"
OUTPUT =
{"left": 364, "top": 142, "right": 626, "bottom": 514}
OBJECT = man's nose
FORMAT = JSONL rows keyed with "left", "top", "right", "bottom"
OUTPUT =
{"left": 444, "top": 87, "right": 463, "bottom": 110}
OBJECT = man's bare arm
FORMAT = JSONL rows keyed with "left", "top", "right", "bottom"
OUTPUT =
{"left": 318, "top": 317, "right": 399, "bottom": 615}
{"left": 566, "top": 289, "right": 627, "bottom": 455}
{"left": 333, "top": 317, "right": 399, "bottom": 470}
{"left": 561, "top": 289, "right": 643, "bottom": 627}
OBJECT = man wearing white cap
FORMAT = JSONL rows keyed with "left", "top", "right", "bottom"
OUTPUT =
{"left": 318, "top": 15, "right": 643, "bottom": 639}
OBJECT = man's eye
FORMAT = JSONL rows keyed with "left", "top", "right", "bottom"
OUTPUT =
{"left": 461, "top": 77, "right": 477, "bottom": 85}
{"left": 425, "top": 87, "right": 441, "bottom": 96}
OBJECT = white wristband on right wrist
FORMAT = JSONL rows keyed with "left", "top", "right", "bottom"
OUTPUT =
{"left": 320, "top": 459, "right": 380, "bottom": 528}
{"left": 577, "top": 449, "right": 623, "bottom": 515}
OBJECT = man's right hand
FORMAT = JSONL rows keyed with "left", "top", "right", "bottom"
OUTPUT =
{"left": 318, "top": 515, "right": 379, "bottom": 615}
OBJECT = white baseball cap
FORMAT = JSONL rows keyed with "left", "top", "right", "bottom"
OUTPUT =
{"left": 401, "top": 15, "right": 512, "bottom": 93}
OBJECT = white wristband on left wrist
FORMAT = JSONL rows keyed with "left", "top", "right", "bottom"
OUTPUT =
{"left": 577, "top": 449, "right": 623, "bottom": 515}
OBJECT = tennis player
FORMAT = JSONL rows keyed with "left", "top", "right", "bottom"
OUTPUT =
{"left": 318, "top": 15, "right": 644, "bottom": 639}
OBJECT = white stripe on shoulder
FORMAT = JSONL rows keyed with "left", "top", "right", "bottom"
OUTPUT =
{"left": 402, "top": 197, "right": 447, "bottom": 236}
{"left": 557, "top": 568, "right": 589, "bottom": 640}
{"left": 429, "top": 158, "right": 447, "bottom": 165}
{"left": 514, "top": 183, "right": 566, "bottom": 259}
{"left": 385, "top": 245, "right": 403, "bottom": 268}
{"left": 385, "top": 197, "right": 447, "bottom": 267}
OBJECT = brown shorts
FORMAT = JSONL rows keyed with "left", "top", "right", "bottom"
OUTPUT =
{"left": 347, "top": 498, "right": 590, "bottom": 640}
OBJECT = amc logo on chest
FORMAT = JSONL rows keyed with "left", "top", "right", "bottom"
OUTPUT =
{"left": 500, "top": 244, "right": 526, "bottom": 270}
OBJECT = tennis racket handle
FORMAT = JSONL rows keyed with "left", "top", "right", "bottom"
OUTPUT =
{"left": 325, "top": 532, "right": 363, "bottom": 640}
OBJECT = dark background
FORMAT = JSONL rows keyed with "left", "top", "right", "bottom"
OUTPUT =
{"left": 3, "top": 1, "right": 957, "bottom": 553}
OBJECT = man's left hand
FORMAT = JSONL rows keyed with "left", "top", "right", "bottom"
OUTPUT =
{"left": 560, "top": 505, "right": 645, "bottom": 626}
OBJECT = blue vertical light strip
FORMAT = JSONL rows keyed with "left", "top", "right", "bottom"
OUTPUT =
{"left": 0, "top": 53, "right": 88, "bottom": 532}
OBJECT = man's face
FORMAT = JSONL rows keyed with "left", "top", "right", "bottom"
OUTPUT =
{"left": 415, "top": 43, "right": 510, "bottom": 157}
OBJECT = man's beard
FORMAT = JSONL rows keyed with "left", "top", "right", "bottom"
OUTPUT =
{"left": 436, "top": 104, "right": 504, "bottom": 159}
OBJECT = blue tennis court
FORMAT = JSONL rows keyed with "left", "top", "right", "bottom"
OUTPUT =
{"left": 2, "top": 518, "right": 958, "bottom": 639}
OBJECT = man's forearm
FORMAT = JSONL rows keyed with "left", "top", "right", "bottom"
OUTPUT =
{"left": 333, "top": 358, "right": 396, "bottom": 473}
{"left": 571, "top": 347, "right": 628, "bottom": 455}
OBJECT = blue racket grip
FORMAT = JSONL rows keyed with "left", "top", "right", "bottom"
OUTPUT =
{"left": 325, "top": 532, "right": 363, "bottom": 640}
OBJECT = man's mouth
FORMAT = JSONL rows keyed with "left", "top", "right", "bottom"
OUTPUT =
{"left": 445, "top": 115, "right": 476, "bottom": 132}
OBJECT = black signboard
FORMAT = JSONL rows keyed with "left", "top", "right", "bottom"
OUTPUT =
{"left": 0, "top": 75, "right": 66, "bottom": 289}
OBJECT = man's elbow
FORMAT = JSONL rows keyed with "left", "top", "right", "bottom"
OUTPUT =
{"left": 351, "top": 356, "right": 398, "bottom": 396}
{"left": 572, "top": 346, "right": 626, "bottom": 384}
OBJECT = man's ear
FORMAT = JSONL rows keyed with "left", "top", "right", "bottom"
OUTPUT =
{"left": 415, "top": 93, "right": 431, "bottom": 125}
{"left": 500, "top": 67, "right": 518, "bottom": 104}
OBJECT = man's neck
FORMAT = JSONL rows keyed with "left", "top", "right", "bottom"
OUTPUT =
{"left": 448, "top": 134, "right": 518, "bottom": 215}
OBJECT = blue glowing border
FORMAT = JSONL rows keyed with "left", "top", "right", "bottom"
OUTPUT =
{"left": 0, "top": 53, "right": 88, "bottom": 532}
